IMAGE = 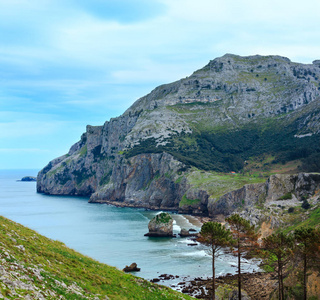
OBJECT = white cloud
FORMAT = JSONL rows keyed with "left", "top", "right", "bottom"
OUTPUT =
{"left": 1, "top": 0, "right": 320, "bottom": 169}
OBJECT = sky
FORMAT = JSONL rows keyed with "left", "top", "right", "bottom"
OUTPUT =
{"left": 1, "top": 0, "right": 320, "bottom": 170}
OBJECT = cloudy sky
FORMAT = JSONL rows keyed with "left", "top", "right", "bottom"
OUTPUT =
{"left": 1, "top": 0, "right": 320, "bottom": 170}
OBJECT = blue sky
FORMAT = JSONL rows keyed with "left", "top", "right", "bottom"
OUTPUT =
{"left": 1, "top": 0, "right": 320, "bottom": 170}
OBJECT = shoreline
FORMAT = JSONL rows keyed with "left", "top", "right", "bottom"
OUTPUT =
{"left": 152, "top": 271, "right": 275, "bottom": 299}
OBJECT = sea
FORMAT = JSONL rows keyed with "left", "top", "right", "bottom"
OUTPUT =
{"left": 0, "top": 169, "right": 260, "bottom": 288}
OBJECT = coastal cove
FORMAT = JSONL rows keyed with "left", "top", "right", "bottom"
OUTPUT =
{"left": 0, "top": 169, "right": 260, "bottom": 289}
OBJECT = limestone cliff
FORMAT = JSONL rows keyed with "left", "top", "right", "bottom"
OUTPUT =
{"left": 37, "top": 54, "right": 320, "bottom": 215}
{"left": 208, "top": 173, "right": 320, "bottom": 217}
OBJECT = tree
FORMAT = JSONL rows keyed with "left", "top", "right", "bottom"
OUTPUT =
{"left": 262, "top": 232, "right": 294, "bottom": 300}
{"left": 301, "top": 199, "right": 310, "bottom": 210}
{"left": 294, "top": 227, "right": 320, "bottom": 300}
{"left": 199, "top": 222, "right": 234, "bottom": 300}
{"left": 226, "top": 214, "right": 258, "bottom": 300}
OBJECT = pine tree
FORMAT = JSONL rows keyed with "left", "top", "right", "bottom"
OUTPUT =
{"left": 294, "top": 227, "right": 320, "bottom": 300}
{"left": 262, "top": 232, "right": 294, "bottom": 300}
{"left": 199, "top": 222, "right": 234, "bottom": 300}
{"left": 226, "top": 214, "right": 258, "bottom": 300}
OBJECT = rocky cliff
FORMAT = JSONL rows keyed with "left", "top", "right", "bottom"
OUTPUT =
{"left": 208, "top": 172, "right": 320, "bottom": 216}
{"left": 37, "top": 54, "right": 320, "bottom": 216}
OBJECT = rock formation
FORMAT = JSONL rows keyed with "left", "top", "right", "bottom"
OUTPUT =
{"left": 123, "top": 263, "right": 140, "bottom": 272}
{"left": 208, "top": 173, "right": 320, "bottom": 217}
{"left": 21, "top": 176, "right": 37, "bottom": 182}
{"left": 145, "top": 212, "right": 174, "bottom": 237}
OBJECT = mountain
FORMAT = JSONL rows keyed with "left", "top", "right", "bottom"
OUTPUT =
{"left": 37, "top": 54, "right": 320, "bottom": 216}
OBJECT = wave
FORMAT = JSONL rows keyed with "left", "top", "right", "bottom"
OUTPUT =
{"left": 179, "top": 250, "right": 208, "bottom": 257}
{"left": 177, "top": 238, "right": 198, "bottom": 245}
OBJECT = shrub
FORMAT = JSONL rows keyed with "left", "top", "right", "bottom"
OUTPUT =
{"left": 278, "top": 192, "right": 292, "bottom": 200}
{"left": 301, "top": 200, "right": 310, "bottom": 210}
{"left": 288, "top": 207, "right": 295, "bottom": 213}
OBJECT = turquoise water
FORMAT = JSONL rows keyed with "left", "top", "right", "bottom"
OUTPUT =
{"left": 0, "top": 169, "right": 259, "bottom": 288}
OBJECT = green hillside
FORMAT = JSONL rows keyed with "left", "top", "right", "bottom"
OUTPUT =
{"left": 0, "top": 216, "right": 192, "bottom": 300}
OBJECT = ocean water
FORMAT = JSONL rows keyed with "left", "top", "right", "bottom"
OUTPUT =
{"left": 0, "top": 169, "right": 260, "bottom": 287}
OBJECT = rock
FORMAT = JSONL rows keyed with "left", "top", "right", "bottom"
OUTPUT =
{"left": 123, "top": 263, "right": 140, "bottom": 272}
{"left": 216, "top": 284, "right": 251, "bottom": 300}
{"left": 20, "top": 176, "right": 36, "bottom": 182}
{"left": 179, "top": 228, "right": 190, "bottom": 237}
{"left": 179, "top": 228, "right": 198, "bottom": 237}
{"left": 15, "top": 245, "right": 25, "bottom": 252}
{"left": 159, "top": 274, "right": 175, "bottom": 280}
{"left": 145, "top": 212, "right": 174, "bottom": 237}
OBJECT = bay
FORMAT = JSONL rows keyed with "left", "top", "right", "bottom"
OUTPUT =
{"left": 0, "top": 169, "right": 259, "bottom": 288}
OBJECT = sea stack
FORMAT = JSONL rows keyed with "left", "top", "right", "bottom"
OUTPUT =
{"left": 145, "top": 212, "right": 174, "bottom": 237}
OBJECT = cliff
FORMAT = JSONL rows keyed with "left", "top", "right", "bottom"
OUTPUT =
{"left": 37, "top": 54, "right": 320, "bottom": 216}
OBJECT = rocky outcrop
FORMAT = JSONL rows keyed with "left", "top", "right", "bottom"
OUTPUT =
{"left": 123, "top": 263, "right": 140, "bottom": 272}
{"left": 208, "top": 173, "right": 320, "bottom": 217}
{"left": 179, "top": 228, "right": 198, "bottom": 237}
{"left": 145, "top": 212, "right": 174, "bottom": 237}
{"left": 88, "top": 152, "right": 187, "bottom": 210}
{"left": 208, "top": 183, "right": 266, "bottom": 216}
{"left": 20, "top": 176, "right": 37, "bottom": 182}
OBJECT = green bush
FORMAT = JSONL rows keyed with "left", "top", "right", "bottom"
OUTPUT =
{"left": 124, "top": 118, "right": 320, "bottom": 172}
{"left": 288, "top": 207, "right": 295, "bottom": 213}
{"left": 278, "top": 192, "right": 292, "bottom": 200}
{"left": 301, "top": 199, "right": 311, "bottom": 210}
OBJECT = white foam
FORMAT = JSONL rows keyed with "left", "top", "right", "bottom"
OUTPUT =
{"left": 177, "top": 238, "right": 197, "bottom": 245}
{"left": 180, "top": 250, "right": 208, "bottom": 257}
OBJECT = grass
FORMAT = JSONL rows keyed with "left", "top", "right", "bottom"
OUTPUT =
{"left": 179, "top": 195, "right": 201, "bottom": 207}
{"left": 79, "top": 145, "right": 87, "bottom": 157}
{"left": 281, "top": 206, "right": 320, "bottom": 234}
{"left": 186, "top": 169, "right": 265, "bottom": 199}
{"left": 278, "top": 192, "right": 293, "bottom": 200}
{"left": 155, "top": 213, "right": 172, "bottom": 224}
{"left": 0, "top": 216, "right": 192, "bottom": 300}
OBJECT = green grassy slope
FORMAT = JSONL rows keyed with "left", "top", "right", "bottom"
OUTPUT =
{"left": 0, "top": 216, "right": 192, "bottom": 300}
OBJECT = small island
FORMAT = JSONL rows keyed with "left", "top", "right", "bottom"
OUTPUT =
{"left": 20, "top": 176, "right": 37, "bottom": 182}
{"left": 144, "top": 212, "right": 174, "bottom": 237}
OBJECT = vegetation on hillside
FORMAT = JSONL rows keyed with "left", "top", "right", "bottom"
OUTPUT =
{"left": 0, "top": 216, "right": 192, "bottom": 300}
{"left": 124, "top": 115, "right": 320, "bottom": 173}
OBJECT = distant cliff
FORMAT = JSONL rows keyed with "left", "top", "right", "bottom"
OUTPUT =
{"left": 37, "top": 54, "right": 320, "bottom": 216}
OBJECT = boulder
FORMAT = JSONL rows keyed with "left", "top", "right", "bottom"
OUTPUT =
{"left": 123, "top": 263, "right": 140, "bottom": 272}
{"left": 144, "top": 212, "right": 174, "bottom": 237}
{"left": 179, "top": 228, "right": 198, "bottom": 237}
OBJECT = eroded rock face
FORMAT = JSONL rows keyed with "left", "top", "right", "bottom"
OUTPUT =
{"left": 208, "top": 183, "right": 266, "bottom": 216}
{"left": 207, "top": 173, "right": 320, "bottom": 217}
{"left": 145, "top": 212, "right": 174, "bottom": 237}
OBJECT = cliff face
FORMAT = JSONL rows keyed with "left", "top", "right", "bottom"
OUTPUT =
{"left": 37, "top": 54, "right": 320, "bottom": 215}
{"left": 208, "top": 173, "right": 320, "bottom": 216}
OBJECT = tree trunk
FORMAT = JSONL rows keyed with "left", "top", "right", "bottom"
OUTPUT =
{"left": 212, "top": 250, "right": 215, "bottom": 300}
{"left": 277, "top": 259, "right": 282, "bottom": 300}
{"left": 303, "top": 253, "right": 307, "bottom": 300}
{"left": 279, "top": 259, "right": 284, "bottom": 300}
{"left": 238, "top": 239, "right": 241, "bottom": 300}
